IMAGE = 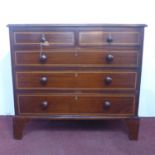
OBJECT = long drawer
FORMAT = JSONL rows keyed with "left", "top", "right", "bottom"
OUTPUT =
{"left": 17, "top": 94, "right": 135, "bottom": 115}
{"left": 14, "top": 49, "right": 139, "bottom": 67}
{"left": 16, "top": 71, "right": 137, "bottom": 89}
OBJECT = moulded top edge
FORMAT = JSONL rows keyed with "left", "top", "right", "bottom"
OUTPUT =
{"left": 7, "top": 23, "right": 147, "bottom": 28}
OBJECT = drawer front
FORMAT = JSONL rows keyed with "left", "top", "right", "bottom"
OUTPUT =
{"left": 79, "top": 31, "right": 140, "bottom": 46}
{"left": 16, "top": 71, "right": 137, "bottom": 89}
{"left": 17, "top": 94, "right": 135, "bottom": 115}
{"left": 18, "top": 94, "right": 75, "bottom": 114}
{"left": 14, "top": 50, "right": 139, "bottom": 67}
{"left": 14, "top": 31, "right": 75, "bottom": 46}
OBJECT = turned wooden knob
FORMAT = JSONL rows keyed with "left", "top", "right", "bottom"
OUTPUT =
{"left": 40, "top": 101, "right": 48, "bottom": 110}
{"left": 107, "top": 35, "right": 113, "bottom": 43}
{"left": 40, "top": 34, "right": 47, "bottom": 43}
{"left": 103, "top": 101, "right": 111, "bottom": 110}
{"left": 106, "top": 54, "right": 114, "bottom": 63}
{"left": 40, "top": 76, "right": 48, "bottom": 84}
{"left": 40, "top": 34, "right": 49, "bottom": 46}
{"left": 104, "top": 76, "right": 112, "bottom": 85}
{"left": 39, "top": 54, "right": 48, "bottom": 63}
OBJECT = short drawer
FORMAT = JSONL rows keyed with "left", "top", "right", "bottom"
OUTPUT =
{"left": 79, "top": 30, "right": 140, "bottom": 46}
{"left": 16, "top": 71, "right": 137, "bottom": 90}
{"left": 14, "top": 49, "right": 139, "bottom": 67}
{"left": 14, "top": 31, "right": 75, "bottom": 47}
{"left": 17, "top": 94, "right": 135, "bottom": 115}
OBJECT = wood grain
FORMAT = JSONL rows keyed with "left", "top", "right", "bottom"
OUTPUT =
{"left": 16, "top": 71, "right": 137, "bottom": 89}
{"left": 14, "top": 49, "right": 139, "bottom": 67}
{"left": 8, "top": 24, "right": 146, "bottom": 140}
{"left": 17, "top": 94, "right": 135, "bottom": 115}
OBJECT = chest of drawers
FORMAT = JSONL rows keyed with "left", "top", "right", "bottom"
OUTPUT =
{"left": 8, "top": 24, "right": 146, "bottom": 140}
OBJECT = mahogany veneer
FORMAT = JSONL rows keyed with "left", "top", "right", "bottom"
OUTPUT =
{"left": 8, "top": 24, "right": 146, "bottom": 140}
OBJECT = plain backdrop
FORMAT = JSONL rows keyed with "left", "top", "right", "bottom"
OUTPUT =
{"left": 0, "top": 0, "right": 154, "bottom": 116}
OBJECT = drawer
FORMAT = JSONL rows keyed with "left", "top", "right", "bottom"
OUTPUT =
{"left": 14, "top": 49, "right": 139, "bottom": 67}
{"left": 14, "top": 31, "right": 75, "bottom": 47}
{"left": 79, "top": 30, "right": 140, "bottom": 46}
{"left": 17, "top": 94, "right": 135, "bottom": 115}
{"left": 16, "top": 71, "right": 137, "bottom": 90}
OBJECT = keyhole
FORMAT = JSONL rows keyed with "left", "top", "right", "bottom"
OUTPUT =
{"left": 75, "top": 96, "right": 78, "bottom": 101}
{"left": 75, "top": 73, "right": 78, "bottom": 77}
{"left": 75, "top": 52, "right": 78, "bottom": 56}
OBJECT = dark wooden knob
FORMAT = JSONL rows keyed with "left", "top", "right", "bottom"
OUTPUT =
{"left": 40, "top": 34, "right": 47, "bottom": 43}
{"left": 40, "top": 76, "right": 48, "bottom": 84}
{"left": 104, "top": 76, "right": 112, "bottom": 85}
{"left": 107, "top": 36, "right": 113, "bottom": 43}
{"left": 40, "top": 101, "right": 48, "bottom": 110}
{"left": 103, "top": 101, "right": 111, "bottom": 110}
{"left": 40, "top": 54, "right": 47, "bottom": 63}
{"left": 106, "top": 54, "right": 114, "bottom": 63}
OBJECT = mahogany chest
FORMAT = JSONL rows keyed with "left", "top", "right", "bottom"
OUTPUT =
{"left": 8, "top": 24, "right": 146, "bottom": 140}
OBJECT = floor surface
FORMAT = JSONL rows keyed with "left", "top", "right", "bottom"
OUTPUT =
{"left": 0, "top": 116, "right": 155, "bottom": 155}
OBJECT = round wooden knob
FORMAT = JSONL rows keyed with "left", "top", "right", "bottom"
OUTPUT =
{"left": 40, "top": 101, "right": 48, "bottom": 110}
{"left": 40, "top": 76, "right": 48, "bottom": 84}
{"left": 40, "top": 54, "right": 47, "bottom": 63}
{"left": 106, "top": 54, "right": 114, "bottom": 63}
{"left": 107, "top": 36, "right": 113, "bottom": 43}
{"left": 104, "top": 76, "right": 112, "bottom": 85}
{"left": 40, "top": 35, "right": 47, "bottom": 43}
{"left": 40, "top": 34, "right": 49, "bottom": 46}
{"left": 103, "top": 101, "right": 111, "bottom": 110}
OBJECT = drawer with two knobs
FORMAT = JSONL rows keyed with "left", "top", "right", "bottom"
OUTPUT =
{"left": 15, "top": 71, "right": 137, "bottom": 90}
{"left": 14, "top": 49, "right": 139, "bottom": 67}
{"left": 17, "top": 94, "right": 135, "bottom": 115}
